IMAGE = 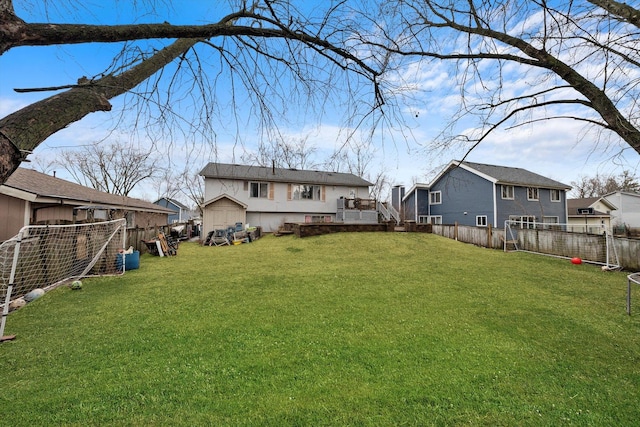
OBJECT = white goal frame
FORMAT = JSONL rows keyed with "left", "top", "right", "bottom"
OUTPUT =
{"left": 504, "top": 220, "right": 620, "bottom": 269}
{"left": 1, "top": 219, "right": 127, "bottom": 340}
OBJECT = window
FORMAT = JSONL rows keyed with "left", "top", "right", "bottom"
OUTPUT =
{"left": 250, "top": 182, "right": 269, "bottom": 198}
{"left": 550, "top": 189, "right": 561, "bottom": 202}
{"left": 430, "top": 191, "right": 442, "bottom": 204}
{"left": 418, "top": 215, "right": 429, "bottom": 224}
{"left": 543, "top": 216, "right": 559, "bottom": 224}
{"left": 292, "top": 184, "right": 322, "bottom": 200}
{"left": 430, "top": 216, "right": 443, "bottom": 225}
{"left": 93, "top": 209, "right": 108, "bottom": 220}
{"left": 476, "top": 215, "right": 488, "bottom": 227}
{"left": 501, "top": 185, "right": 514, "bottom": 199}
{"left": 125, "top": 211, "right": 135, "bottom": 228}
{"left": 509, "top": 215, "right": 536, "bottom": 229}
{"left": 527, "top": 187, "right": 539, "bottom": 201}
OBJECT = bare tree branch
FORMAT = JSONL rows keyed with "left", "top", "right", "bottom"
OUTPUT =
{"left": 588, "top": 0, "right": 640, "bottom": 28}
{"left": 370, "top": 1, "right": 640, "bottom": 157}
{"left": 0, "top": 2, "right": 384, "bottom": 184}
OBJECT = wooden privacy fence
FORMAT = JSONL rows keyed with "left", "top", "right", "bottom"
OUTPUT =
{"left": 615, "top": 237, "right": 640, "bottom": 271}
{"left": 431, "top": 223, "right": 505, "bottom": 250}
{"left": 431, "top": 223, "right": 640, "bottom": 271}
{"left": 125, "top": 226, "right": 171, "bottom": 254}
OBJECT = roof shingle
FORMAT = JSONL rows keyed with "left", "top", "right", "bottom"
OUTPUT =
{"left": 3, "top": 168, "right": 173, "bottom": 213}
{"left": 461, "top": 161, "right": 571, "bottom": 189}
{"left": 199, "top": 163, "right": 373, "bottom": 187}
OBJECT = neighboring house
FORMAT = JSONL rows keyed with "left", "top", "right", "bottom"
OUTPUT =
{"left": 199, "top": 163, "right": 373, "bottom": 233}
{"left": 394, "top": 160, "right": 571, "bottom": 227}
{"left": 601, "top": 191, "right": 640, "bottom": 231}
{"left": 0, "top": 168, "right": 174, "bottom": 242}
{"left": 398, "top": 183, "right": 429, "bottom": 224}
{"left": 567, "top": 197, "right": 616, "bottom": 234}
{"left": 154, "top": 197, "right": 191, "bottom": 223}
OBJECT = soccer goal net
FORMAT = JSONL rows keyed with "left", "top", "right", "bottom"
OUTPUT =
{"left": 1, "top": 219, "right": 126, "bottom": 337}
{"left": 504, "top": 220, "right": 620, "bottom": 269}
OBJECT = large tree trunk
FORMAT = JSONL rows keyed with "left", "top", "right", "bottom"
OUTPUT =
{"left": 0, "top": 38, "right": 199, "bottom": 184}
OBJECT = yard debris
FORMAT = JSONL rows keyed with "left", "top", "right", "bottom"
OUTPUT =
{"left": 8, "top": 298, "right": 26, "bottom": 311}
{"left": 142, "top": 232, "right": 179, "bottom": 256}
{"left": 23, "top": 288, "right": 45, "bottom": 302}
{"left": 204, "top": 223, "right": 260, "bottom": 246}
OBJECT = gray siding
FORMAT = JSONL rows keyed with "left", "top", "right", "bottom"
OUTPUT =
{"left": 495, "top": 185, "right": 566, "bottom": 225}
{"left": 402, "top": 188, "right": 429, "bottom": 222}
{"left": 415, "top": 188, "right": 430, "bottom": 221}
{"left": 155, "top": 198, "right": 181, "bottom": 223}
{"left": 391, "top": 186, "right": 405, "bottom": 215}
{"left": 404, "top": 191, "right": 416, "bottom": 221}
{"left": 429, "top": 167, "right": 495, "bottom": 226}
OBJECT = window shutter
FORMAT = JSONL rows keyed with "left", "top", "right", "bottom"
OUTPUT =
{"left": 321, "top": 186, "right": 326, "bottom": 201}
{"left": 269, "top": 183, "right": 274, "bottom": 200}
{"left": 287, "top": 184, "right": 292, "bottom": 200}
{"left": 244, "top": 181, "right": 248, "bottom": 191}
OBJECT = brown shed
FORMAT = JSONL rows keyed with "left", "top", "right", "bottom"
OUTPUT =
{"left": 0, "top": 168, "right": 174, "bottom": 242}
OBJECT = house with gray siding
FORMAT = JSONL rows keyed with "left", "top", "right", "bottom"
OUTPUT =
{"left": 395, "top": 184, "right": 429, "bottom": 223}
{"left": 154, "top": 197, "right": 193, "bottom": 223}
{"left": 200, "top": 163, "right": 373, "bottom": 234}
{"left": 398, "top": 160, "right": 571, "bottom": 227}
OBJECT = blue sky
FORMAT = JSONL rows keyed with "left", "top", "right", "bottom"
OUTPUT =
{"left": 1, "top": 1, "right": 638, "bottom": 201}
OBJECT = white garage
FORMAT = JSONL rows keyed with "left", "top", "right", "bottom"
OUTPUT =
{"left": 202, "top": 194, "right": 247, "bottom": 236}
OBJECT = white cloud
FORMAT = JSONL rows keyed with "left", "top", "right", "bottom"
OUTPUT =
{"left": 0, "top": 97, "right": 28, "bottom": 118}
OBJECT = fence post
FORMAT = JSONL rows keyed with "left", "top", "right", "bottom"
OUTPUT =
{"left": 487, "top": 223, "right": 493, "bottom": 248}
{"left": 1, "top": 229, "right": 23, "bottom": 342}
{"left": 454, "top": 222, "right": 458, "bottom": 241}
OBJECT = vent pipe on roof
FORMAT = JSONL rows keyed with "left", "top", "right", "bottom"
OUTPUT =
{"left": 272, "top": 160, "right": 275, "bottom": 175}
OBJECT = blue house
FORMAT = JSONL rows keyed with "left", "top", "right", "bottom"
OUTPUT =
{"left": 398, "top": 183, "right": 429, "bottom": 224}
{"left": 154, "top": 197, "right": 191, "bottom": 223}
{"left": 394, "top": 161, "right": 571, "bottom": 227}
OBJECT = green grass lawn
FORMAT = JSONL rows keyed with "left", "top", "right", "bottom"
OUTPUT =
{"left": 1, "top": 232, "right": 639, "bottom": 426}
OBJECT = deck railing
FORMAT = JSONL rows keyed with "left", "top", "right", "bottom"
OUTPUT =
{"left": 376, "top": 200, "right": 400, "bottom": 224}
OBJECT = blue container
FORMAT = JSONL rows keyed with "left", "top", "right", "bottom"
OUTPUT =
{"left": 125, "top": 250, "right": 140, "bottom": 270}
{"left": 116, "top": 250, "right": 140, "bottom": 271}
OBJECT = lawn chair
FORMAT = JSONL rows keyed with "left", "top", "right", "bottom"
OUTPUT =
{"left": 204, "top": 230, "right": 215, "bottom": 246}
{"left": 210, "top": 229, "right": 230, "bottom": 246}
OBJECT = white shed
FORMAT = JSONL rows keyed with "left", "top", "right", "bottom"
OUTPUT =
{"left": 202, "top": 194, "right": 247, "bottom": 234}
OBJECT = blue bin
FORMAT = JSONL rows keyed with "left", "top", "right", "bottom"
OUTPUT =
{"left": 116, "top": 250, "right": 140, "bottom": 271}
{"left": 126, "top": 250, "right": 140, "bottom": 270}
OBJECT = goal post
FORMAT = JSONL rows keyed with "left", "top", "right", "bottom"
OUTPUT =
{"left": 0, "top": 219, "right": 127, "bottom": 340}
{"left": 504, "top": 220, "right": 620, "bottom": 269}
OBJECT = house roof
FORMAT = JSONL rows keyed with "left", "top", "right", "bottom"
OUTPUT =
{"left": 567, "top": 198, "right": 611, "bottom": 217}
{"left": 401, "top": 183, "right": 429, "bottom": 202}
{"left": 402, "top": 160, "right": 571, "bottom": 199}
{"left": 2, "top": 168, "right": 174, "bottom": 214}
{"left": 202, "top": 193, "right": 248, "bottom": 208}
{"left": 199, "top": 163, "right": 373, "bottom": 187}
{"left": 457, "top": 161, "right": 572, "bottom": 189}
{"left": 154, "top": 197, "right": 189, "bottom": 210}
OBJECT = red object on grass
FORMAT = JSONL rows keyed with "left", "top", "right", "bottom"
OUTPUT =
{"left": 571, "top": 257, "right": 582, "bottom": 265}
